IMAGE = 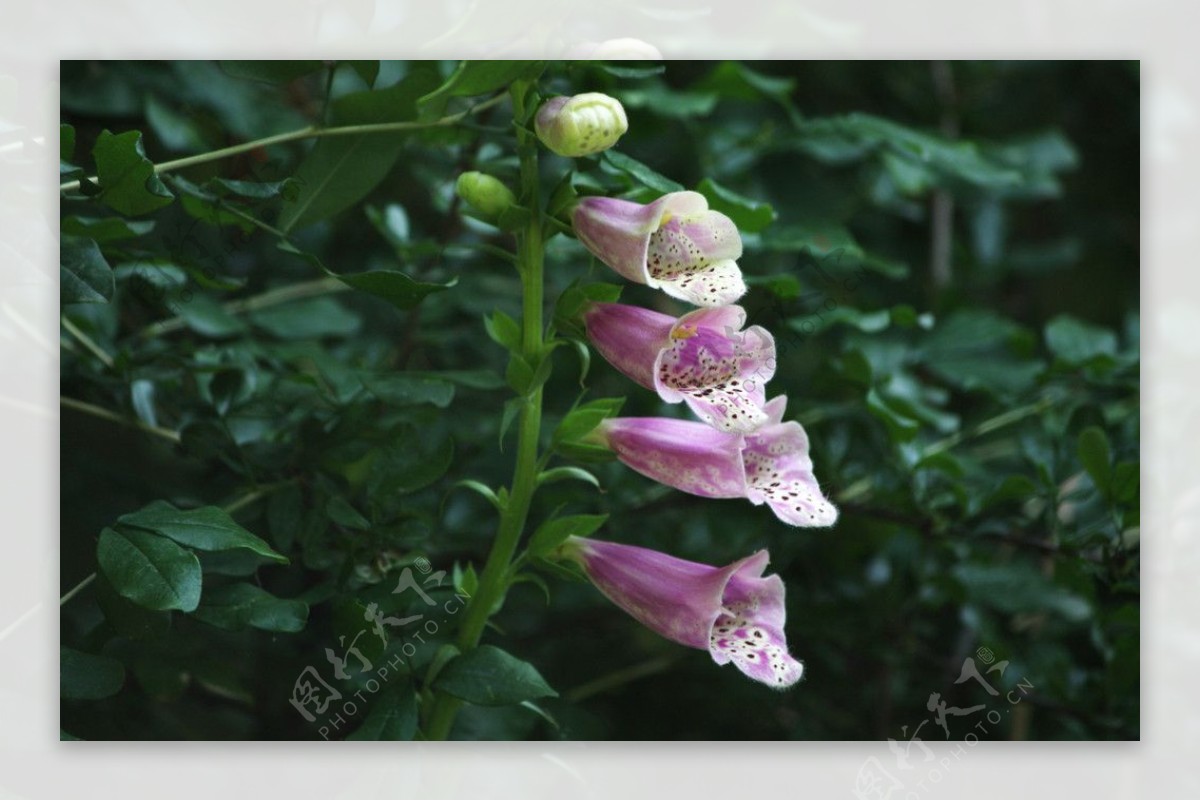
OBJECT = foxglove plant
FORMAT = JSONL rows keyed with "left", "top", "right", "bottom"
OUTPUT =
{"left": 584, "top": 302, "right": 776, "bottom": 434}
{"left": 425, "top": 77, "right": 836, "bottom": 740}
{"left": 557, "top": 537, "right": 805, "bottom": 688}
{"left": 573, "top": 191, "right": 747, "bottom": 307}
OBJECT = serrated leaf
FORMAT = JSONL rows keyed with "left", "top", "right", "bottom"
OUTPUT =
{"left": 92, "top": 129, "right": 174, "bottom": 216}
{"left": 61, "top": 647, "right": 125, "bottom": 700}
{"left": 433, "top": 645, "right": 557, "bottom": 706}
{"left": 118, "top": 500, "right": 287, "bottom": 563}
{"left": 61, "top": 236, "right": 114, "bottom": 304}
{"left": 191, "top": 582, "right": 309, "bottom": 632}
{"left": 97, "top": 527, "right": 202, "bottom": 612}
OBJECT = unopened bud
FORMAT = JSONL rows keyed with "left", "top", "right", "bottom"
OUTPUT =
{"left": 535, "top": 93, "right": 628, "bottom": 158}
{"left": 455, "top": 171, "right": 516, "bottom": 219}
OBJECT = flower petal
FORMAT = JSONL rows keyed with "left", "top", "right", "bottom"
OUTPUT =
{"left": 573, "top": 192, "right": 745, "bottom": 306}
{"left": 599, "top": 416, "right": 748, "bottom": 498}
{"left": 654, "top": 320, "right": 775, "bottom": 434}
{"left": 566, "top": 537, "right": 737, "bottom": 650}
{"left": 708, "top": 552, "right": 804, "bottom": 688}
{"left": 743, "top": 419, "right": 839, "bottom": 527}
{"left": 646, "top": 211, "right": 746, "bottom": 306}
{"left": 584, "top": 303, "right": 675, "bottom": 390}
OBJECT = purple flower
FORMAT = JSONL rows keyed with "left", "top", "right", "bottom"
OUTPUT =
{"left": 560, "top": 536, "right": 804, "bottom": 688}
{"left": 584, "top": 302, "right": 775, "bottom": 433}
{"left": 573, "top": 191, "right": 746, "bottom": 307}
{"left": 595, "top": 395, "right": 839, "bottom": 527}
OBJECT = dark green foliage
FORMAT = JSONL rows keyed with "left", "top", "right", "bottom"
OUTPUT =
{"left": 60, "top": 60, "right": 1137, "bottom": 741}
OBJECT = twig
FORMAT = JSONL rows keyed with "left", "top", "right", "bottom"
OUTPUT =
{"left": 60, "top": 396, "right": 181, "bottom": 443}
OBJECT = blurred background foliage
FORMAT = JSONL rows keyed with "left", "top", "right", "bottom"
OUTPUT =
{"left": 60, "top": 59, "right": 1138, "bottom": 741}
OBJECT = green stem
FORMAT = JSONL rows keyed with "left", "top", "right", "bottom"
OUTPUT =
{"left": 61, "top": 316, "right": 114, "bottom": 368}
{"left": 61, "top": 396, "right": 181, "bottom": 443}
{"left": 138, "top": 276, "right": 347, "bottom": 340}
{"left": 922, "top": 395, "right": 1056, "bottom": 459}
{"left": 59, "top": 93, "right": 508, "bottom": 193}
{"left": 425, "top": 79, "right": 543, "bottom": 741}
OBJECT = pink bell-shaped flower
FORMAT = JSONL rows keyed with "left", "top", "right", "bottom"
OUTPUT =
{"left": 584, "top": 302, "right": 775, "bottom": 434}
{"left": 573, "top": 191, "right": 746, "bottom": 307}
{"left": 559, "top": 536, "right": 805, "bottom": 688}
{"left": 594, "top": 395, "right": 839, "bottom": 527}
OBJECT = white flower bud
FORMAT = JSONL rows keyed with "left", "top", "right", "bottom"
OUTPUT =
{"left": 535, "top": 93, "right": 629, "bottom": 158}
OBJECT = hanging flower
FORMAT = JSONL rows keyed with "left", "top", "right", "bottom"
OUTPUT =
{"left": 593, "top": 396, "right": 839, "bottom": 527}
{"left": 535, "top": 92, "right": 629, "bottom": 158}
{"left": 558, "top": 536, "right": 805, "bottom": 688}
{"left": 584, "top": 302, "right": 775, "bottom": 434}
{"left": 573, "top": 191, "right": 746, "bottom": 307}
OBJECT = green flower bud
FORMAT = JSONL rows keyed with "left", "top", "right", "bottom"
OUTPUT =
{"left": 455, "top": 171, "right": 517, "bottom": 219}
{"left": 535, "top": 92, "right": 629, "bottom": 158}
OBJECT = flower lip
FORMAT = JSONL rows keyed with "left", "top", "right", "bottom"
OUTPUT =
{"left": 572, "top": 192, "right": 746, "bottom": 307}
{"left": 564, "top": 537, "right": 804, "bottom": 688}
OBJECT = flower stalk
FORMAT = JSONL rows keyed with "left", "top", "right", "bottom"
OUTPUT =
{"left": 424, "top": 79, "right": 545, "bottom": 740}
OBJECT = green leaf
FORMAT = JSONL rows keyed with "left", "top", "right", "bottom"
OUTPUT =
{"left": 554, "top": 397, "right": 625, "bottom": 443}
{"left": 454, "top": 479, "right": 503, "bottom": 511}
{"left": 920, "top": 310, "right": 1045, "bottom": 396}
{"left": 433, "top": 645, "right": 558, "bottom": 706}
{"left": 484, "top": 310, "right": 522, "bottom": 352}
{"left": 332, "top": 269, "right": 456, "bottom": 312}
{"left": 601, "top": 150, "right": 684, "bottom": 194}
{"left": 61, "top": 216, "right": 155, "bottom": 243}
{"left": 97, "top": 527, "right": 203, "bottom": 612}
{"left": 417, "top": 60, "right": 540, "bottom": 120}
{"left": 1045, "top": 315, "right": 1118, "bottom": 365}
{"left": 759, "top": 222, "right": 864, "bottom": 260}
{"left": 92, "top": 129, "right": 174, "bottom": 215}
{"left": 360, "top": 374, "right": 455, "bottom": 407}
{"left": 326, "top": 496, "right": 370, "bottom": 530}
{"left": 528, "top": 514, "right": 608, "bottom": 558}
{"left": 866, "top": 388, "right": 920, "bottom": 442}
{"left": 144, "top": 94, "right": 209, "bottom": 152}
{"left": 60, "top": 236, "right": 114, "bottom": 304}
{"left": 61, "top": 647, "right": 125, "bottom": 700}
{"left": 94, "top": 571, "right": 172, "bottom": 639}
{"left": 1111, "top": 461, "right": 1139, "bottom": 506}
{"left": 617, "top": 85, "right": 718, "bottom": 119}
{"left": 1077, "top": 426, "right": 1112, "bottom": 493}
{"left": 191, "top": 582, "right": 309, "bottom": 632}
{"left": 347, "top": 684, "right": 419, "bottom": 740}
{"left": 220, "top": 60, "right": 325, "bottom": 84}
{"left": 175, "top": 295, "right": 248, "bottom": 338}
{"left": 536, "top": 466, "right": 601, "bottom": 490}
{"left": 278, "top": 66, "right": 442, "bottom": 232}
{"left": 953, "top": 562, "right": 1091, "bottom": 622}
{"left": 248, "top": 297, "right": 361, "bottom": 340}
{"left": 695, "top": 177, "right": 776, "bottom": 233}
{"left": 118, "top": 500, "right": 288, "bottom": 563}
